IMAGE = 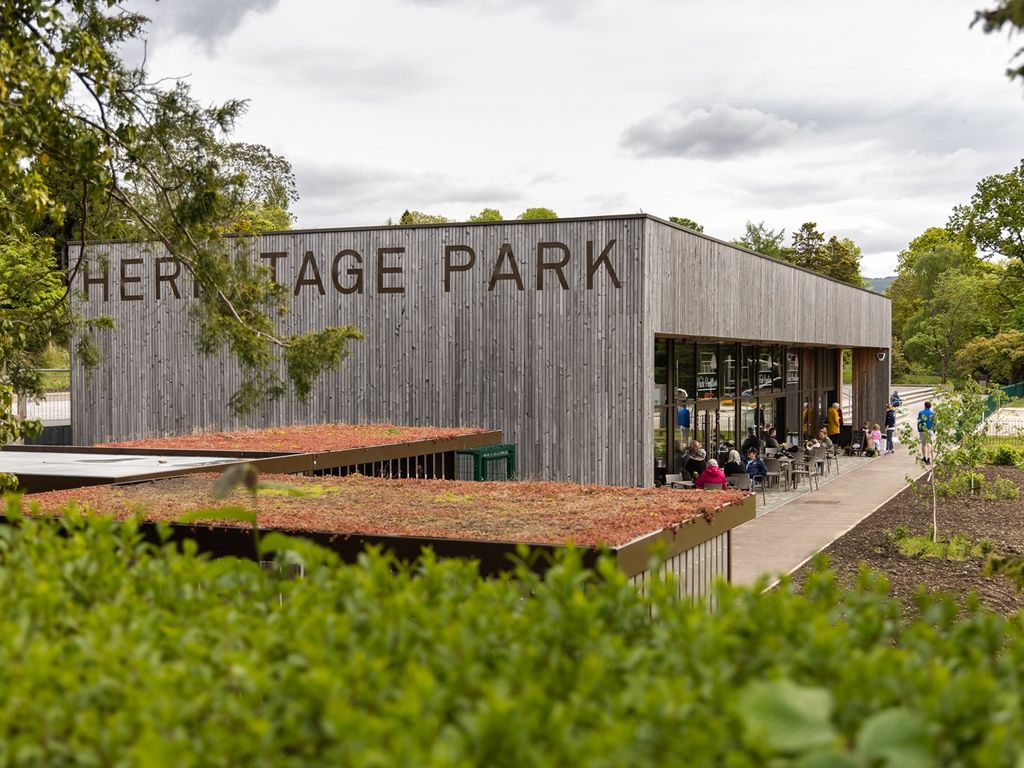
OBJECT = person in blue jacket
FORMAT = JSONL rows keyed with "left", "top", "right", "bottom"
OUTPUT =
{"left": 744, "top": 448, "right": 768, "bottom": 481}
{"left": 917, "top": 400, "right": 935, "bottom": 464}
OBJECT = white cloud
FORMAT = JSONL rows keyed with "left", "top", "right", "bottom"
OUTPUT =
{"left": 622, "top": 103, "right": 804, "bottom": 159}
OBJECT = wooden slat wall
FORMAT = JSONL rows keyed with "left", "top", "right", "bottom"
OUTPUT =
{"left": 852, "top": 348, "right": 891, "bottom": 431}
{"left": 71, "top": 218, "right": 647, "bottom": 486}
{"left": 644, "top": 220, "right": 891, "bottom": 347}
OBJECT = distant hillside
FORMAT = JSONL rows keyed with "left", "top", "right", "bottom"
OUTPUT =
{"left": 866, "top": 276, "right": 896, "bottom": 294}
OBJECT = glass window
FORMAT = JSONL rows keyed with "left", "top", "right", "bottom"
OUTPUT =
{"left": 654, "top": 339, "right": 668, "bottom": 470}
{"left": 740, "top": 345, "right": 757, "bottom": 394}
{"left": 756, "top": 347, "right": 776, "bottom": 392}
{"left": 720, "top": 344, "right": 737, "bottom": 400}
{"left": 673, "top": 342, "right": 696, "bottom": 402}
{"left": 786, "top": 349, "right": 800, "bottom": 389}
{"left": 696, "top": 344, "right": 718, "bottom": 400}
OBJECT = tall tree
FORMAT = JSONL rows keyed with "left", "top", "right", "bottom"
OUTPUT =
{"left": 468, "top": 208, "right": 502, "bottom": 222}
{"left": 733, "top": 221, "right": 785, "bottom": 259}
{"left": 903, "top": 271, "right": 988, "bottom": 383}
{"left": 668, "top": 216, "right": 703, "bottom": 232}
{"left": 948, "top": 159, "right": 1024, "bottom": 267}
{"left": 398, "top": 210, "right": 453, "bottom": 225}
{"left": 1, "top": 0, "right": 360, "bottom": 417}
{"left": 780, "top": 223, "right": 864, "bottom": 286}
{"left": 973, "top": 1, "right": 1024, "bottom": 83}
{"left": 517, "top": 207, "right": 558, "bottom": 220}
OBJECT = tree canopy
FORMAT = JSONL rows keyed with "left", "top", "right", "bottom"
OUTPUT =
{"left": 668, "top": 216, "right": 703, "bottom": 232}
{"left": 733, "top": 221, "right": 786, "bottom": 259}
{"left": 0, "top": 0, "right": 359, "bottom": 417}
{"left": 517, "top": 207, "right": 558, "bottom": 220}
{"left": 973, "top": 0, "right": 1024, "bottom": 83}
{"left": 779, "top": 223, "right": 864, "bottom": 286}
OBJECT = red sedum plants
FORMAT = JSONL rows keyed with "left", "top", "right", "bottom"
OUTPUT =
{"left": 100, "top": 423, "right": 491, "bottom": 453}
{"left": 28, "top": 473, "right": 744, "bottom": 547}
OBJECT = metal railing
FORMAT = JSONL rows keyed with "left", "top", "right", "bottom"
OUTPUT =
{"left": 983, "top": 381, "right": 1024, "bottom": 438}
{"left": 984, "top": 381, "right": 1024, "bottom": 419}
{"left": 15, "top": 369, "right": 71, "bottom": 424}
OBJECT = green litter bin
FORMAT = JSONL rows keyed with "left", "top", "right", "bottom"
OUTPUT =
{"left": 456, "top": 444, "right": 517, "bottom": 481}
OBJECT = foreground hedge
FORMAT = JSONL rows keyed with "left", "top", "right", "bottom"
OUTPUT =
{"left": 1, "top": 504, "right": 1023, "bottom": 766}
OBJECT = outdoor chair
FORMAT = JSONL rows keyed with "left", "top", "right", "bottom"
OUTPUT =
{"left": 702, "top": 482, "right": 727, "bottom": 490}
{"left": 765, "top": 447, "right": 779, "bottom": 457}
{"left": 763, "top": 457, "right": 788, "bottom": 491}
{"left": 825, "top": 444, "right": 840, "bottom": 474}
{"left": 790, "top": 456, "right": 819, "bottom": 491}
{"left": 728, "top": 472, "right": 766, "bottom": 505}
{"left": 812, "top": 446, "right": 828, "bottom": 476}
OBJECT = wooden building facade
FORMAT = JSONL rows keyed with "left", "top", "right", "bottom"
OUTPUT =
{"left": 70, "top": 215, "right": 890, "bottom": 486}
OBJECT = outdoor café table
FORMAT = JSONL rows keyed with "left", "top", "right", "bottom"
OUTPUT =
{"left": 775, "top": 456, "right": 795, "bottom": 489}
{"left": 669, "top": 479, "right": 695, "bottom": 489}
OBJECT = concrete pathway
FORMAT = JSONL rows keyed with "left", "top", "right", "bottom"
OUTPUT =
{"left": 731, "top": 445, "right": 925, "bottom": 587}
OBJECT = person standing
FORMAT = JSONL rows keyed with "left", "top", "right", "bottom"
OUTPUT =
{"left": 917, "top": 400, "right": 935, "bottom": 464}
{"left": 884, "top": 404, "right": 896, "bottom": 454}
{"left": 826, "top": 402, "right": 841, "bottom": 446}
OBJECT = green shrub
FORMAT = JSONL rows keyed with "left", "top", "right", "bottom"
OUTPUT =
{"left": 936, "top": 472, "right": 985, "bottom": 498}
{"left": 1, "top": 504, "right": 1024, "bottom": 766}
{"left": 983, "top": 477, "right": 1020, "bottom": 501}
{"left": 888, "top": 527, "right": 994, "bottom": 560}
{"left": 986, "top": 445, "right": 1023, "bottom": 467}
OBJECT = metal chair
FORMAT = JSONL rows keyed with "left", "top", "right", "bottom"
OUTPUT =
{"left": 728, "top": 472, "right": 766, "bottom": 504}
{"left": 702, "top": 482, "right": 727, "bottom": 490}
{"left": 664, "top": 473, "right": 693, "bottom": 489}
{"left": 825, "top": 444, "right": 840, "bottom": 474}
{"left": 763, "top": 457, "right": 788, "bottom": 491}
{"left": 790, "top": 456, "right": 819, "bottom": 491}
{"left": 811, "top": 446, "right": 828, "bottom": 477}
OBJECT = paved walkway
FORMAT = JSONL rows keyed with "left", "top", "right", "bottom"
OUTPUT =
{"left": 732, "top": 445, "right": 926, "bottom": 587}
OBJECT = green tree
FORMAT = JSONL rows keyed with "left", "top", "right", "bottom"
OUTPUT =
{"left": 1, "top": 0, "right": 360, "bottom": 418}
{"left": 780, "top": 223, "right": 864, "bottom": 286}
{"left": 949, "top": 159, "right": 1024, "bottom": 267}
{"left": 903, "top": 270, "right": 987, "bottom": 383}
{"left": 733, "top": 221, "right": 786, "bottom": 259}
{"left": 955, "top": 329, "right": 1024, "bottom": 383}
{"left": 897, "top": 380, "right": 997, "bottom": 542}
{"left": 887, "top": 229, "right": 979, "bottom": 340}
{"left": 517, "top": 207, "right": 558, "bottom": 220}
{"left": 973, "top": 1, "right": 1024, "bottom": 83}
{"left": 398, "top": 210, "right": 453, "bottom": 225}
{"left": 468, "top": 207, "right": 503, "bottom": 222}
{"left": 668, "top": 216, "right": 703, "bottom": 232}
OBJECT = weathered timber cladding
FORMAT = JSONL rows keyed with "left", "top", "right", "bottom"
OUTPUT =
{"left": 852, "top": 348, "right": 891, "bottom": 431}
{"left": 71, "top": 216, "right": 890, "bottom": 487}
{"left": 72, "top": 218, "right": 646, "bottom": 485}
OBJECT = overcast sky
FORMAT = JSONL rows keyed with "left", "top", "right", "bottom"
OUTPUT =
{"left": 132, "top": 0, "right": 1024, "bottom": 276}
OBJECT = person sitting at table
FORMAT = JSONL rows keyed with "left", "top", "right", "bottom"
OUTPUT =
{"left": 723, "top": 449, "right": 745, "bottom": 477}
{"left": 816, "top": 427, "right": 833, "bottom": 450}
{"left": 740, "top": 427, "right": 761, "bottom": 454}
{"left": 683, "top": 440, "right": 707, "bottom": 477}
{"left": 764, "top": 427, "right": 781, "bottom": 451}
{"left": 695, "top": 459, "right": 728, "bottom": 489}
{"left": 744, "top": 448, "right": 768, "bottom": 482}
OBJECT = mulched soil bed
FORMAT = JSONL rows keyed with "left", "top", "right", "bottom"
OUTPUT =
{"left": 25, "top": 474, "right": 746, "bottom": 548}
{"left": 793, "top": 466, "right": 1024, "bottom": 615}
{"left": 99, "top": 423, "right": 490, "bottom": 453}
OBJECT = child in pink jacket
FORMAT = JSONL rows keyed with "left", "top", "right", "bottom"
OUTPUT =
{"left": 870, "top": 424, "right": 883, "bottom": 454}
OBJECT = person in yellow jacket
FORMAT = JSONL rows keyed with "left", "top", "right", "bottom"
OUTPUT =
{"left": 827, "top": 402, "right": 842, "bottom": 445}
